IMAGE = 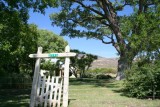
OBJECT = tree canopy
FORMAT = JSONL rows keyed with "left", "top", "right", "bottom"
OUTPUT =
{"left": 37, "top": 29, "right": 67, "bottom": 53}
{"left": 0, "top": 0, "right": 58, "bottom": 22}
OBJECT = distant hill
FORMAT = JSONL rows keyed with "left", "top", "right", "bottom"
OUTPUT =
{"left": 89, "top": 56, "right": 118, "bottom": 69}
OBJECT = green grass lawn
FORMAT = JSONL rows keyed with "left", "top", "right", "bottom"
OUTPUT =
{"left": 0, "top": 78, "right": 160, "bottom": 107}
{"left": 68, "top": 78, "right": 160, "bottom": 107}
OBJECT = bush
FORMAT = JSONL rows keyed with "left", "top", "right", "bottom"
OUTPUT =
{"left": 81, "top": 72, "right": 95, "bottom": 78}
{"left": 124, "top": 62, "right": 160, "bottom": 99}
{"left": 0, "top": 72, "right": 32, "bottom": 89}
{"left": 96, "top": 74, "right": 112, "bottom": 79}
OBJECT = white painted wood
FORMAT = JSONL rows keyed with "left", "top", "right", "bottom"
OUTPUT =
{"left": 44, "top": 76, "right": 50, "bottom": 107}
{"left": 35, "top": 73, "right": 41, "bottom": 106}
{"left": 30, "top": 47, "right": 42, "bottom": 107}
{"left": 53, "top": 77, "right": 59, "bottom": 107}
{"left": 40, "top": 75, "right": 46, "bottom": 106}
{"left": 49, "top": 76, "right": 54, "bottom": 107}
{"left": 35, "top": 74, "right": 63, "bottom": 107}
{"left": 29, "top": 52, "right": 76, "bottom": 58}
{"left": 63, "top": 45, "right": 70, "bottom": 107}
{"left": 58, "top": 78, "right": 63, "bottom": 107}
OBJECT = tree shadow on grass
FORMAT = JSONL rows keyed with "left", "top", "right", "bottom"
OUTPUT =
{"left": 0, "top": 102, "right": 29, "bottom": 107}
{"left": 69, "top": 78, "right": 119, "bottom": 88}
{"left": 69, "top": 78, "right": 109, "bottom": 86}
{"left": 68, "top": 98, "right": 76, "bottom": 105}
{"left": 0, "top": 89, "right": 30, "bottom": 107}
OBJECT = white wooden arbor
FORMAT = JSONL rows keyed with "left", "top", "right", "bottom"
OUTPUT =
{"left": 29, "top": 45, "right": 76, "bottom": 107}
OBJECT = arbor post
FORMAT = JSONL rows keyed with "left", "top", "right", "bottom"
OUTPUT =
{"left": 63, "top": 45, "right": 70, "bottom": 107}
{"left": 30, "top": 47, "right": 42, "bottom": 107}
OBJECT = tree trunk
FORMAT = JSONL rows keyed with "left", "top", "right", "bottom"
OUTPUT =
{"left": 116, "top": 55, "right": 133, "bottom": 80}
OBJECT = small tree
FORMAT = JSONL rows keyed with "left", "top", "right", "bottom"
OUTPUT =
{"left": 70, "top": 49, "right": 97, "bottom": 78}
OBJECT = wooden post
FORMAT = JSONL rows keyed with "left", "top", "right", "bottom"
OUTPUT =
{"left": 63, "top": 45, "right": 70, "bottom": 107}
{"left": 30, "top": 47, "right": 42, "bottom": 107}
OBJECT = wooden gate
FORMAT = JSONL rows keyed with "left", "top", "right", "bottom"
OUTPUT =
{"left": 35, "top": 70, "right": 63, "bottom": 107}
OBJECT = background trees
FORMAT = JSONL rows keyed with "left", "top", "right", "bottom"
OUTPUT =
{"left": 0, "top": 0, "right": 62, "bottom": 88}
{"left": 0, "top": 0, "right": 67, "bottom": 89}
{"left": 70, "top": 50, "right": 97, "bottom": 78}
{"left": 0, "top": 0, "right": 66, "bottom": 74}
{"left": 37, "top": 29, "right": 68, "bottom": 53}
{"left": 50, "top": 0, "right": 160, "bottom": 80}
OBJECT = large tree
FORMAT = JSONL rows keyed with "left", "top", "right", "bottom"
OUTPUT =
{"left": 50, "top": 0, "right": 160, "bottom": 80}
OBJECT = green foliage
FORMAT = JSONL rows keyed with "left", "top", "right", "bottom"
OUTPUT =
{"left": 0, "top": 0, "right": 59, "bottom": 17}
{"left": 79, "top": 73, "right": 95, "bottom": 78}
{"left": 50, "top": 1, "right": 112, "bottom": 39}
{"left": 37, "top": 29, "right": 68, "bottom": 53}
{"left": 124, "top": 61, "right": 160, "bottom": 99}
{"left": 0, "top": 23, "right": 38, "bottom": 73}
{"left": 40, "top": 60, "right": 63, "bottom": 76}
{"left": 41, "top": 60, "right": 56, "bottom": 75}
{"left": 120, "top": 12, "right": 160, "bottom": 52}
{"left": 0, "top": 13, "right": 67, "bottom": 74}
{"left": 0, "top": 0, "right": 67, "bottom": 89}
{"left": 0, "top": 7, "right": 67, "bottom": 80}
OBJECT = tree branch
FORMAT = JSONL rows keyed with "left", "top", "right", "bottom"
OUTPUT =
{"left": 68, "top": 15, "right": 111, "bottom": 28}
{"left": 114, "top": 0, "right": 131, "bottom": 11}
{"left": 101, "top": 39, "right": 112, "bottom": 44}
{"left": 138, "top": 0, "right": 144, "bottom": 14}
{"left": 100, "top": 34, "right": 121, "bottom": 54}
{"left": 74, "top": 0, "right": 126, "bottom": 53}
{"left": 74, "top": 0, "right": 105, "bottom": 17}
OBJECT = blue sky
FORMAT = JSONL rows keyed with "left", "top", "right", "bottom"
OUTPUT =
{"left": 28, "top": 6, "right": 132, "bottom": 58}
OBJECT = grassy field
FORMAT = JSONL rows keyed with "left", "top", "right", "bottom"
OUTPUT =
{"left": 0, "top": 78, "right": 160, "bottom": 107}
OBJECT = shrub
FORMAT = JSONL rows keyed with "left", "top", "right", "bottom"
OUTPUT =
{"left": 82, "top": 68, "right": 116, "bottom": 79}
{"left": 96, "top": 74, "right": 112, "bottom": 79}
{"left": 81, "top": 72, "right": 95, "bottom": 78}
{"left": 124, "top": 62, "right": 160, "bottom": 99}
{"left": 0, "top": 72, "right": 32, "bottom": 89}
